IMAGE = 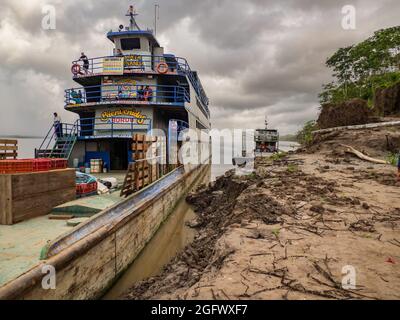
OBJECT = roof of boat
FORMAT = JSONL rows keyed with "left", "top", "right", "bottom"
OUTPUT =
{"left": 106, "top": 30, "right": 160, "bottom": 47}
{"left": 256, "top": 129, "right": 279, "bottom": 132}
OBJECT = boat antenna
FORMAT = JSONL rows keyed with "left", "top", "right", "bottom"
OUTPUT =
{"left": 126, "top": 4, "right": 141, "bottom": 31}
{"left": 154, "top": 4, "right": 160, "bottom": 35}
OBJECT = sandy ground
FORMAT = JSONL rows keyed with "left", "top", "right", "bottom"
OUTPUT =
{"left": 124, "top": 127, "right": 400, "bottom": 300}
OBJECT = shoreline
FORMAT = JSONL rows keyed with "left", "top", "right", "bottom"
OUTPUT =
{"left": 123, "top": 126, "right": 400, "bottom": 300}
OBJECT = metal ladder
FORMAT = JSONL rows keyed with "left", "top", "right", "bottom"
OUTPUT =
{"left": 36, "top": 122, "right": 78, "bottom": 159}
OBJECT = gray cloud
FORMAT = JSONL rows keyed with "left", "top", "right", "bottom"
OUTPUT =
{"left": 0, "top": 0, "right": 399, "bottom": 136}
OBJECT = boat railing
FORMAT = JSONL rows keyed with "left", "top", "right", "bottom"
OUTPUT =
{"left": 36, "top": 122, "right": 78, "bottom": 158}
{"left": 71, "top": 54, "right": 190, "bottom": 77}
{"left": 37, "top": 116, "right": 153, "bottom": 150}
{"left": 64, "top": 84, "right": 190, "bottom": 107}
{"left": 71, "top": 54, "right": 209, "bottom": 116}
{"left": 76, "top": 116, "right": 152, "bottom": 138}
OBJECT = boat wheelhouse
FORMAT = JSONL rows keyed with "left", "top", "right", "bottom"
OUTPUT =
{"left": 36, "top": 8, "right": 211, "bottom": 171}
{"left": 254, "top": 118, "right": 279, "bottom": 153}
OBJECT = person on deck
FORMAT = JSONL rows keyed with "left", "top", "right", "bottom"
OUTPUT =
{"left": 70, "top": 89, "right": 81, "bottom": 104}
{"left": 144, "top": 85, "right": 153, "bottom": 102}
{"left": 80, "top": 52, "right": 90, "bottom": 74}
{"left": 54, "top": 113, "right": 62, "bottom": 138}
{"left": 77, "top": 90, "right": 83, "bottom": 104}
{"left": 137, "top": 86, "right": 144, "bottom": 101}
{"left": 127, "top": 5, "right": 135, "bottom": 16}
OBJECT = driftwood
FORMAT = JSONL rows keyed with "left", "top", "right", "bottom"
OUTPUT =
{"left": 312, "top": 120, "right": 400, "bottom": 135}
{"left": 341, "top": 145, "right": 387, "bottom": 164}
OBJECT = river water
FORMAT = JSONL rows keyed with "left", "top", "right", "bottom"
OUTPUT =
{"left": 103, "top": 166, "right": 211, "bottom": 299}
{"left": 103, "top": 193, "right": 199, "bottom": 299}
{"left": 2, "top": 138, "right": 43, "bottom": 159}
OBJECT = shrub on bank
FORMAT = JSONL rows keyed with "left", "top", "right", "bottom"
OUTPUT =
{"left": 296, "top": 120, "right": 318, "bottom": 146}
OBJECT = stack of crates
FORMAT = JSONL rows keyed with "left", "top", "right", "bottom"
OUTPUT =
{"left": 0, "top": 160, "right": 35, "bottom": 174}
{"left": 0, "top": 158, "right": 68, "bottom": 174}
{"left": 51, "top": 159, "right": 68, "bottom": 170}
{"left": 33, "top": 159, "right": 52, "bottom": 172}
{"left": 76, "top": 181, "right": 98, "bottom": 198}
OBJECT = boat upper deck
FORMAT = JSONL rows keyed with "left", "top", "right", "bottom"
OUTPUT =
{"left": 71, "top": 53, "right": 210, "bottom": 117}
{"left": 65, "top": 83, "right": 190, "bottom": 110}
{"left": 72, "top": 54, "right": 187, "bottom": 78}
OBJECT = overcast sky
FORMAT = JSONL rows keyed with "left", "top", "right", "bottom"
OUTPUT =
{"left": 0, "top": 0, "right": 399, "bottom": 136}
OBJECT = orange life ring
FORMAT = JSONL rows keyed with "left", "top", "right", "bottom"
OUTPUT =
{"left": 156, "top": 62, "right": 169, "bottom": 74}
{"left": 71, "top": 64, "right": 81, "bottom": 75}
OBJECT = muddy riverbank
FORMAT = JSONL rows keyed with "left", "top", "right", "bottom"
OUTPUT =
{"left": 103, "top": 196, "right": 197, "bottom": 299}
{"left": 124, "top": 126, "right": 400, "bottom": 300}
{"left": 102, "top": 165, "right": 212, "bottom": 299}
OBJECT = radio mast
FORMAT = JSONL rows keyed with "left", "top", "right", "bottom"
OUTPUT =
{"left": 126, "top": 4, "right": 141, "bottom": 31}
{"left": 154, "top": 4, "right": 160, "bottom": 35}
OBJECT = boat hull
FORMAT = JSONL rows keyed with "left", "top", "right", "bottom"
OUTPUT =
{"left": 0, "top": 163, "right": 210, "bottom": 300}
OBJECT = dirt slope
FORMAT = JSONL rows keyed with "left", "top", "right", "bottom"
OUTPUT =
{"left": 124, "top": 127, "right": 400, "bottom": 300}
{"left": 309, "top": 125, "right": 400, "bottom": 159}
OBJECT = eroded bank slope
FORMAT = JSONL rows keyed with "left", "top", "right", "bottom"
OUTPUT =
{"left": 125, "top": 127, "right": 400, "bottom": 300}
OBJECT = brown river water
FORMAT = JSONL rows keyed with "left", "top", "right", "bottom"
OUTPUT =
{"left": 103, "top": 166, "right": 212, "bottom": 299}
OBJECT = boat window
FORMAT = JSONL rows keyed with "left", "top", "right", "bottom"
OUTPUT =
{"left": 121, "top": 38, "right": 141, "bottom": 50}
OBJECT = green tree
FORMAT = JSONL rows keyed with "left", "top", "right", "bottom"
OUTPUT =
{"left": 320, "top": 26, "right": 400, "bottom": 105}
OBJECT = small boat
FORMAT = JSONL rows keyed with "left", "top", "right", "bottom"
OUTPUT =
{"left": 232, "top": 117, "right": 280, "bottom": 167}
{"left": 254, "top": 117, "right": 279, "bottom": 154}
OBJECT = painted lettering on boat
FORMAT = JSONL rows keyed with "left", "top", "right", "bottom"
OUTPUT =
{"left": 100, "top": 108, "right": 147, "bottom": 124}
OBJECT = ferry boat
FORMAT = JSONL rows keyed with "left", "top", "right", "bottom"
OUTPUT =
{"left": 0, "top": 6, "right": 211, "bottom": 300}
{"left": 254, "top": 117, "right": 279, "bottom": 153}
{"left": 36, "top": 6, "right": 211, "bottom": 171}
{"left": 232, "top": 117, "right": 279, "bottom": 167}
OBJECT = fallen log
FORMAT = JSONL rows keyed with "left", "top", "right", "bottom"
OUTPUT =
{"left": 312, "top": 120, "right": 400, "bottom": 135}
{"left": 341, "top": 145, "right": 387, "bottom": 164}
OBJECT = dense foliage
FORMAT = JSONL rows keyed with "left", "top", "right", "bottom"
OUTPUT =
{"left": 320, "top": 26, "right": 400, "bottom": 105}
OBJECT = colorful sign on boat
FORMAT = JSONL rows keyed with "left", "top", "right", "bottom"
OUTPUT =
{"left": 124, "top": 55, "right": 144, "bottom": 70}
{"left": 100, "top": 108, "right": 147, "bottom": 124}
{"left": 102, "top": 57, "right": 124, "bottom": 75}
